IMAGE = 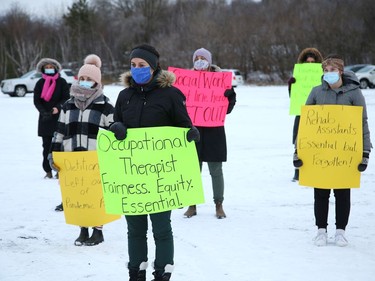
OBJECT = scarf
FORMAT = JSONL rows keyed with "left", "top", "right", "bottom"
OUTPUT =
{"left": 41, "top": 73, "right": 59, "bottom": 102}
{"left": 71, "top": 83, "right": 103, "bottom": 111}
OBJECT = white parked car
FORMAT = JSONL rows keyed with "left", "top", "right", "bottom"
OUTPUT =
{"left": 354, "top": 65, "right": 375, "bottom": 89}
{"left": 1, "top": 69, "right": 77, "bottom": 97}
{"left": 221, "top": 68, "right": 244, "bottom": 87}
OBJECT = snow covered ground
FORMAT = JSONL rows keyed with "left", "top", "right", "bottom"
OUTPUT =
{"left": 1, "top": 84, "right": 374, "bottom": 281}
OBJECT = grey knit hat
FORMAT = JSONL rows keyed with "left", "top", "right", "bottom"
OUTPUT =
{"left": 192, "top": 48, "right": 212, "bottom": 65}
{"left": 36, "top": 58, "right": 62, "bottom": 73}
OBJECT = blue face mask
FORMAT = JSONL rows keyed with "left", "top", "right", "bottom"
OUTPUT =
{"left": 79, "top": 80, "right": 94, "bottom": 88}
{"left": 44, "top": 68, "right": 55, "bottom": 75}
{"left": 131, "top": 66, "right": 152, "bottom": 84}
{"left": 323, "top": 72, "right": 340, "bottom": 84}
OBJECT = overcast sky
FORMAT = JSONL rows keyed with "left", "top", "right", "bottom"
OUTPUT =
{"left": 1, "top": 0, "right": 74, "bottom": 17}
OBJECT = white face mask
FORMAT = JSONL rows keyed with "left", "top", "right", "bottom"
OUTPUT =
{"left": 194, "top": 59, "right": 209, "bottom": 70}
{"left": 44, "top": 68, "right": 55, "bottom": 75}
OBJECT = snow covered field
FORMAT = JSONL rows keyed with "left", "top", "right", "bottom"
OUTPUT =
{"left": 1, "top": 84, "right": 374, "bottom": 281}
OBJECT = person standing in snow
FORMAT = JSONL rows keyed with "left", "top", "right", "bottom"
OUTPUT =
{"left": 293, "top": 55, "right": 372, "bottom": 247}
{"left": 109, "top": 44, "right": 199, "bottom": 281}
{"left": 288, "top": 47, "right": 323, "bottom": 182}
{"left": 49, "top": 54, "right": 115, "bottom": 246}
{"left": 33, "top": 58, "right": 70, "bottom": 180}
{"left": 183, "top": 48, "right": 236, "bottom": 219}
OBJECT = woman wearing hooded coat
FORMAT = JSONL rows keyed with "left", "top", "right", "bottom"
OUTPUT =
{"left": 183, "top": 48, "right": 236, "bottom": 219}
{"left": 288, "top": 47, "right": 323, "bottom": 182}
{"left": 49, "top": 54, "right": 115, "bottom": 246}
{"left": 33, "top": 58, "right": 70, "bottom": 180}
{"left": 109, "top": 44, "right": 199, "bottom": 281}
{"left": 293, "top": 55, "right": 372, "bottom": 247}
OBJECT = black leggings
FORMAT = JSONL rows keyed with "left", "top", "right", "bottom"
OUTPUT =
{"left": 314, "top": 188, "right": 351, "bottom": 230}
{"left": 42, "top": 136, "right": 53, "bottom": 173}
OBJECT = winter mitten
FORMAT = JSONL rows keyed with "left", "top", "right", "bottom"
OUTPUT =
{"left": 186, "top": 126, "right": 200, "bottom": 142}
{"left": 358, "top": 151, "right": 370, "bottom": 172}
{"left": 288, "top": 77, "right": 296, "bottom": 85}
{"left": 48, "top": 153, "right": 60, "bottom": 172}
{"left": 109, "top": 122, "right": 127, "bottom": 140}
{"left": 41, "top": 111, "right": 53, "bottom": 120}
{"left": 293, "top": 149, "right": 303, "bottom": 168}
{"left": 224, "top": 89, "right": 235, "bottom": 97}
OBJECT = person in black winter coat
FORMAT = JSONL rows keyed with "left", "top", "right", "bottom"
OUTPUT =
{"left": 109, "top": 44, "right": 199, "bottom": 281}
{"left": 33, "top": 58, "right": 70, "bottom": 179}
{"left": 183, "top": 48, "right": 236, "bottom": 219}
{"left": 288, "top": 47, "right": 323, "bottom": 182}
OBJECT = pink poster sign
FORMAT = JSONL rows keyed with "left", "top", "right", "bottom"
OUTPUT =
{"left": 168, "top": 67, "right": 232, "bottom": 127}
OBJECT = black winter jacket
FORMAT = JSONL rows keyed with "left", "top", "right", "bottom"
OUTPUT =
{"left": 33, "top": 75, "right": 70, "bottom": 136}
{"left": 114, "top": 69, "right": 193, "bottom": 129}
{"left": 195, "top": 66, "right": 237, "bottom": 162}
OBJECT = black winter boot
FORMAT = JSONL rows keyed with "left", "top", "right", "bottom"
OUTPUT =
{"left": 128, "top": 261, "right": 148, "bottom": 281}
{"left": 129, "top": 269, "right": 146, "bottom": 281}
{"left": 152, "top": 264, "right": 173, "bottom": 281}
{"left": 151, "top": 272, "right": 171, "bottom": 281}
{"left": 74, "top": 227, "right": 89, "bottom": 246}
{"left": 84, "top": 227, "right": 104, "bottom": 246}
{"left": 55, "top": 203, "right": 63, "bottom": 212}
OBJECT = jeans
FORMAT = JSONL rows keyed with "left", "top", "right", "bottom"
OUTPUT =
{"left": 201, "top": 162, "right": 224, "bottom": 203}
{"left": 126, "top": 211, "right": 173, "bottom": 272}
{"left": 42, "top": 136, "right": 53, "bottom": 173}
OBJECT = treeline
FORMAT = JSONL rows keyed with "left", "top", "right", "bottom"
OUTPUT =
{"left": 0, "top": 0, "right": 374, "bottom": 84}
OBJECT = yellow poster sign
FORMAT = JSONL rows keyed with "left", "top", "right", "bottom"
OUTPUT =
{"left": 53, "top": 151, "right": 121, "bottom": 226}
{"left": 96, "top": 127, "right": 205, "bottom": 215}
{"left": 297, "top": 105, "right": 363, "bottom": 188}
{"left": 290, "top": 63, "right": 323, "bottom": 115}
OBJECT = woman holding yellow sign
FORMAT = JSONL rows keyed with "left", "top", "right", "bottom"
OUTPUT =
{"left": 293, "top": 55, "right": 372, "bottom": 247}
{"left": 49, "top": 54, "right": 115, "bottom": 246}
{"left": 109, "top": 44, "right": 199, "bottom": 281}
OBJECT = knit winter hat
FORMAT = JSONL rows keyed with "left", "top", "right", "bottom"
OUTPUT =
{"left": 193, "top": 48, "right": 212, "bottom": 65}
{"left": 78, "top": 54, "right": 102, "bottom": 84}
{"left": 36, "top": 58, "right": 62, "bottom": 73}
{"left": 129, "top": 44, "right": 160, "bottom": 70}
{"left": 322, "top": 55, "right": 344, "bottom": 71}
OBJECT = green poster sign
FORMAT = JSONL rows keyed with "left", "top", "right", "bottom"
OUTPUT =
{"left": 96, "top": 127, "right": 204, "bottom": 215}
{"left": 289, "top": 63, "right": 323, "bottom": 115}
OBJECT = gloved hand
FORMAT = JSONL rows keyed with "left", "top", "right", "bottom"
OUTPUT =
{"left": 288, "top": 77, "right": 296, "bottom": 85}
{"left": 41, "top": 111, "right": 53, "bottom": 121}
{"left": 224, "top": 89, "right": 235, "bottom": 97}
{"left": 293, "top": 149, "right": 303, "bottom": 168}
{"left": 187, "top": 126, "right": 200, "bottom": 142}
{"left": 48, "top": 153, "right": 60, "bottom": 172}
{"left": 109, "top": 122, "right": 127, "bottom": 140}
{"left": 358, "top": 152, "right": 369, "bottom": 172}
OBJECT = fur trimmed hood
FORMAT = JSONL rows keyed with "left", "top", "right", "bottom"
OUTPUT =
{"left": 297, "top": 48, "right": 323, "bottom": 63}
{"left": 120, "top": 69, "right": 176, "bottom": 88}
{"left": 36, "top": 58, "right": 62, "bottom": 73}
